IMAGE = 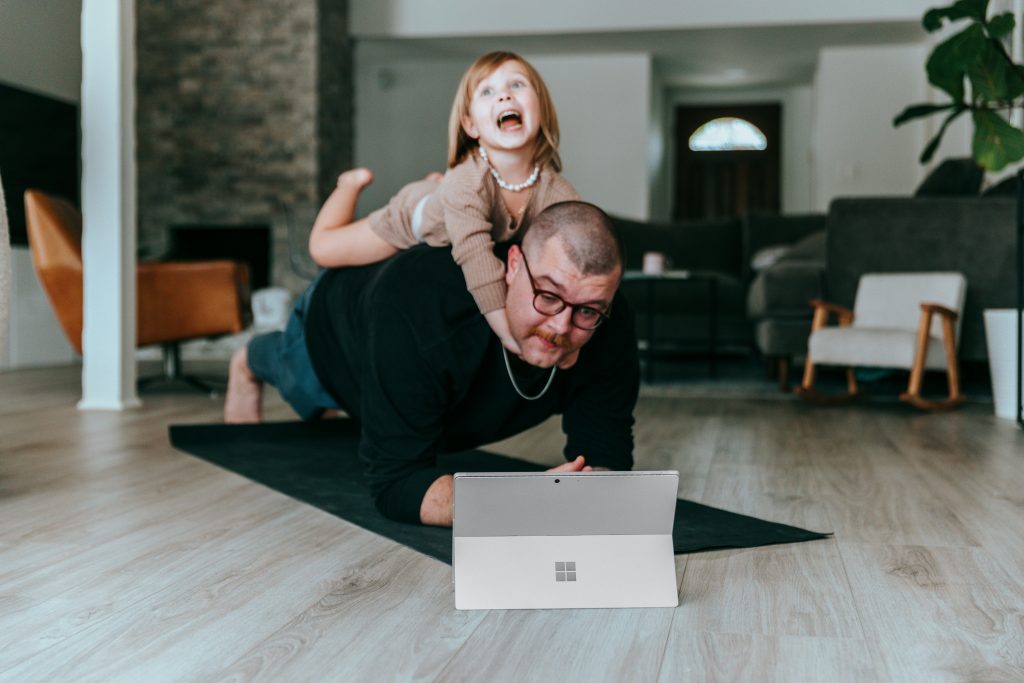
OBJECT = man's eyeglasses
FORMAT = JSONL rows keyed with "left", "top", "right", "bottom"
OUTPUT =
{"left": 519, "top": 251, "right": 610, "bottom": 330}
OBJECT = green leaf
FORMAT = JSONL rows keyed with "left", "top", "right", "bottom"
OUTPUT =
{"left": 1010, "top": 65, "right": 1024, "bottom": 100}
{"left": 919, "top": 106, "right": 968, "bottom": 164}
{"left": 972, "top": 109, "right": 1024, "bottom": 170}
{"left": 987, "top": 12, "right": 1015, "bottom": 39}
{"left": 893, "top": 102, "right": 959, "bottom": 127}
{"left": 927, "top": 24, "right": 986, "bottom": 101}
{"left": 923, "top": 0, "right": 990, "bottom": 32}
{"left": 966, "top": 38, "right": 1022, "bottom": 100}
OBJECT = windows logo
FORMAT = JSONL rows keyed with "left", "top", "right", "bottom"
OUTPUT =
{"left": 555, "top": 561, "right": 577, "bottom": 582}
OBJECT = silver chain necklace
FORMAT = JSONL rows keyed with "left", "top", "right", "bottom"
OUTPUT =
{"left": 502, "top": 347, "right": 556, "bottom": 400}
{"left": 479, "top": 147, "right": 540, "bottom": 192}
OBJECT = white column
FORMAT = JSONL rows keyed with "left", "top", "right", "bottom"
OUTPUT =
{"left": 79, "top": 0, "right": 139, "bottom": 410}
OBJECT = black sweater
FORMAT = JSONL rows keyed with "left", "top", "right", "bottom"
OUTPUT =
{"left": 305, "top": 246, "right": 640, "bottom": 523}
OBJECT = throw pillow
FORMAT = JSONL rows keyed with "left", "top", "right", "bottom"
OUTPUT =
{"left": 778, "top": 230, "right": 826, "bottom": 263}
{"left": 750, "top": 244, "right": 791, "bottom": 272}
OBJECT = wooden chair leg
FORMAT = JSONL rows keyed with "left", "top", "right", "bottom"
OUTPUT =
{"left": 778, "top": 356, "right": 791, "bottom": 392}
{"left": 846, "top": 368, "right": 859, "bottom": 396}
{"left": 798, "top": 354, "right": 816, "bottom": 393}
{"left": 795, "top": 355, "right": 860, "bottom": 404}
{"left": 941, "top": 315, "right": 964, "bottom": 405}
{"left": 900, "top": 309, "right": 965, "bottom": 411}
{"left": 904, "top": 309, "right": 932, "bottom": 402}
{"left": 795, "top": 307, "right": 861, "bottom": 404}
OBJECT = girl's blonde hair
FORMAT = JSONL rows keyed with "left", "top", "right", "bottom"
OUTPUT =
{"left": 447, "top": 51, "right": 562, "bottom": 172}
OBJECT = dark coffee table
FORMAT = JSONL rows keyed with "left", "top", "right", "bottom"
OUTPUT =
{"left": 622, "top": 270, "right": 718, "bottom": 382}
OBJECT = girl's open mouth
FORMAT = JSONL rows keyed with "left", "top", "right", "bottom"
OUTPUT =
{"left": 497, "top": 110, "right": 522, "bottom": 130}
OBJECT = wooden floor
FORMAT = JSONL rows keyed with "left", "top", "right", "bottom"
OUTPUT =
{"left": 1, "top": 364, "right": 1022, "bottom": 682}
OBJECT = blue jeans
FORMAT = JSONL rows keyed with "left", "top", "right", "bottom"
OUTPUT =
{"left": 246, "top": 274, "right": 340, "bottom": 420}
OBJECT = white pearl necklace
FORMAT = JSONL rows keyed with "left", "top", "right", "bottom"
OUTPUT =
{"left": 478, "top": 147, "right": 540, "bottom": 192}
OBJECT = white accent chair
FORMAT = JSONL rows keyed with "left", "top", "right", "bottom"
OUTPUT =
{"left": 796, "top": 272, "right": 967, "bottom": 410}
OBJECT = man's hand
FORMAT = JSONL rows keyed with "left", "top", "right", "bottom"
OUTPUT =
{"left": 548, "top": 455, "right": 592, "bottom": 472}
{"left": 419, "top": 457, "right": 608, "bottom": 527}
{"left": 420, "top": 474, "right": 454, "bottom": 527}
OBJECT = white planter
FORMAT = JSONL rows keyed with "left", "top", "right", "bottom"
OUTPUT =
{"left": 984, "top": 309, "right": 1024, "bottom": 420}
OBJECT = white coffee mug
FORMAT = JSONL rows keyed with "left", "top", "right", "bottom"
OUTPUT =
{"left": 642, "top": 251, "right": 667, "bottom": 275}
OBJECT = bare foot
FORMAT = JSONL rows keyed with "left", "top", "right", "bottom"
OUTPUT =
{"left": 224, "top": 346, "right": 263, "bottom": 423}
{"left": 338, "top": 168, "right": 374, "bottom": 191}
{"left": 423, "top": 171, "right": 444, "bottom": 183}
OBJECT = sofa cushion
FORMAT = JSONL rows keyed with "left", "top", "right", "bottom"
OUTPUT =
{"left": 779, "top": 229, "right": 825, "bottom": 262}
{"left": 750, "top": 245, "right": 791, "bottom": 272}
{"left": 809, "top": 327, "right": 950, "bottom": 370}
{"left": 914, "top": 157, "right": 983, "bottom": 197}
{"left": 747, "top": 261, "right": 824, "bottom": 318}
{"left": 754, "top": 319, "right": 813, "bottom": 358}
{"left": 741, "top": 213, "right": 826, "bottom": 280}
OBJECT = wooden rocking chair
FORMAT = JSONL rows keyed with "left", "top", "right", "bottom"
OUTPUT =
{"left": 795, "top": 272, "right": 967, "bottom": 411}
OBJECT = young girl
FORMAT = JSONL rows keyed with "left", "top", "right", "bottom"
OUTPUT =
{"left": 307, "top": 51, "right": 579, "bottom": 354}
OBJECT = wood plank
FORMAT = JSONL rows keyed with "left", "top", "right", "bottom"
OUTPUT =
{"left": 839, "top": 542, "right": 1024, "bottom": 681}
{"left": 671, "top": 540, "right": 861, "bottom": 639}
{"left": 435, "top": 605, "right": 675, "bottom": 682}
{"left": 799, "top": 409, "right": 980, "bottom": 547}
{"left": 658, "top": 633, "right": 879, "bottom": 682}
{"left": 3, "top": 364, "right": 1024, "bottom": 679}
{"left": 215, "top": 548, "right": 481, "bottom": 682}
{"left": 3, "top": 508, "right": 382, "bottom": 681}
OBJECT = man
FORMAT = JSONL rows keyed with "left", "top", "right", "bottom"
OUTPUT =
{"left": 225, "top": 201, "right": 639, "bottom": 526}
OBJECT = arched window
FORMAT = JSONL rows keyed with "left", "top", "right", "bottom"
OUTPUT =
{"left": 688, "top": 117, "right": 767, "bottom": 152}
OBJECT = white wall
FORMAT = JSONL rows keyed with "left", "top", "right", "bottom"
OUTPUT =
{"left": 665, "top": 84, "right": 816, "bottom": 218}
{"left": 647, "top": 64, "right": 671, "bottom": 221}
{"left": 812, "top": 44, "right": 932, "bottom": 210}
{"left": 532, "top": 54, "right": 651, "bottom": 219}
{"left": 353, "top": 53, "right": 464, "bottom": 214}
{"left": 0, "top": 0, "right": 82, "bottom": 369}
{"left": 352, "top": 0, "right": 934, "bottom": 37}
{"left": 354, "top": 49, "right": 653, "bottom": 220}
{"left": 0, "top": 0, "right": 82, "bottom": 102}
{"left": 1, "top": 249, "right": 76, "bottom": 369}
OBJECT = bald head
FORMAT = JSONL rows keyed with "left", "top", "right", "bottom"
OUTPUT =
{"left": 521, "top": 201, "right": 623, "bottom": 277}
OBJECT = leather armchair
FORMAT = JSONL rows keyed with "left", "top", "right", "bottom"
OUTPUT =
{"left": 24, "top": 189, "right": 250, "bottom": 390}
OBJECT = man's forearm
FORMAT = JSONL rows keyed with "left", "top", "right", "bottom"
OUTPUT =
{"left": 419, "top": 474, "right": 454, "bottom": 526}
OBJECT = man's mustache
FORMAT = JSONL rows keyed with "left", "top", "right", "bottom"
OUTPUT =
{"left": 530, "top": 328, "right": 572, "bottom": 349}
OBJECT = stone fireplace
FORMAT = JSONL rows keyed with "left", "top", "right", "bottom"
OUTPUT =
{"left": 167, "top": 224, "right": 272, "bottom": 290}
{"left": 136, "top": 0, "right": 351, "bottom": 294}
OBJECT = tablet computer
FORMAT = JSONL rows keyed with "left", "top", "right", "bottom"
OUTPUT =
{"left": 453, "top": 470, "right": 679, "bottom": 610}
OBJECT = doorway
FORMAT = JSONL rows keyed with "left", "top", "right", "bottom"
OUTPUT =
{"left": 673, "top": 103, "right": 781, "bottom": 220}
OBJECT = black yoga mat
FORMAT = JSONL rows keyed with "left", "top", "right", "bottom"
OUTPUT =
{"left": 169, "top": 420, "right": 830, "bottom": 564}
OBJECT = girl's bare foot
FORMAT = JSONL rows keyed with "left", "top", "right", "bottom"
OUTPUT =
{"left": 337, "top": 168, "right": 374, "bottom": 190}
{"left": 224, "top": 347, "right": 263, "bottom": 423}
{"left": 424, "top": 171, "right": 444, "bottom": 182}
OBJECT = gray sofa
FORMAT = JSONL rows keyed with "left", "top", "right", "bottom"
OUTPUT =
{"left": 744, "top": 216, "right": 828, "bottom": 383}
{"left": 826, "top": 196, "right": 1016, "bottom": 362}
{"left": 748, "top": 196, "right": 1016, "bottom": 383}
{"left": 612, "top": 212, "right": 825, "bottom": 354}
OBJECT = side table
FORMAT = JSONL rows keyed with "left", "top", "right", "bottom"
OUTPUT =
{"left": 622, "top": 270, "right": 718, "bottom": 382}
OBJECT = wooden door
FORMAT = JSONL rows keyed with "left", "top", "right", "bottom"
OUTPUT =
{"left": 674, "top": 104, "right": 781, "bottom": 220}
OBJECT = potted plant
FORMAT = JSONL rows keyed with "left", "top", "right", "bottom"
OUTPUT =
{"left": 895, "top": 0, "right": 1023, "bottom": 426}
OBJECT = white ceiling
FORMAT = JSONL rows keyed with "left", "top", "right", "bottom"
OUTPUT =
{"left": 358, "top": 20, "right": 929, "bottom": 89}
